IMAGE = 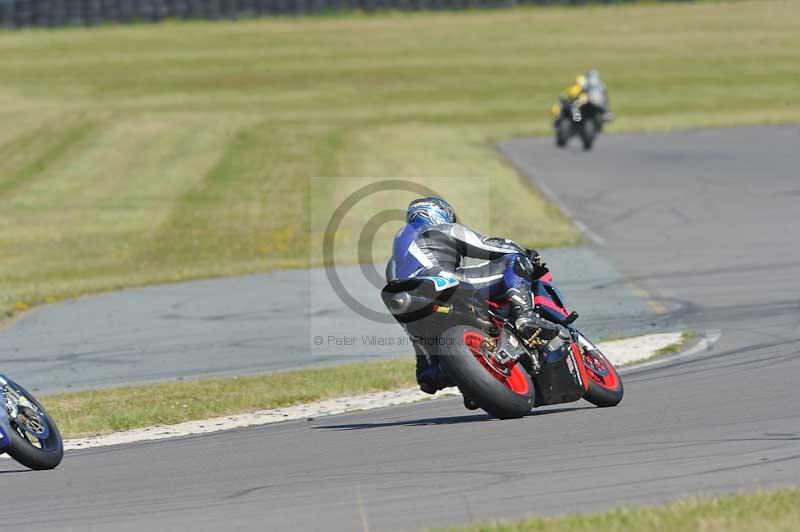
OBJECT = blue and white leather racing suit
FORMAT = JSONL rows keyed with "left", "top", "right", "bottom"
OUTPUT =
{"left": 386, "top": 221, "right": 537, "bottom": 390}
{"left": 386, "top": 221, "right": 530, "bottom": 299}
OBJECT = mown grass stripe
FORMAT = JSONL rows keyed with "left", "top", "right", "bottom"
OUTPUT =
{"left": 0, "top": 120, "right": 97, "bottom": 198}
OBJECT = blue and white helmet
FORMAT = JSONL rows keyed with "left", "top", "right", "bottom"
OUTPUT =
{"left": 407, "top": 196, "right": 457, "bottom": 226}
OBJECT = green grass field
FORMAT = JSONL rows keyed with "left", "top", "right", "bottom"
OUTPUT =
{"left": 1, "top": 0, "right": 798, "bottom": 317}
{"left": 44, "top": 358, "right": 417, "bottom": 437}
{"left": 439, "top": 488, "right": 800, "bottom": 532}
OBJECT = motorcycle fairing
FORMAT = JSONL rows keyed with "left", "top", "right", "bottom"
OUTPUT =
{"left": 534, "top": 342, "right": 588, "bottom": 407}
{"left": 533, "top": 276, "right": 572, "bottom": 323}
{"left": 0, "top": 376, "right": 12, "bottom": 453}
{"left": 0, "top": 416, "right": 10, "bottom": 453}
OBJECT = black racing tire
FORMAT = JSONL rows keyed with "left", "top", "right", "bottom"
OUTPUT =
{"left": 4, "top": 379, "right": 63, "bottom": 470}
{"left": 580, "top": 343, "right": 624, "bottom": 408}
{"left": 555, "top": 119, "right": 570, "bottom": 147}
{"left": 437, "top": 326, "right": 534, "bottom": 419}
{"left": 579, "top": 119, "right": 597, "bottom": 151}
{"left": 585, "top": 374, "right": 623, "bottom": 407}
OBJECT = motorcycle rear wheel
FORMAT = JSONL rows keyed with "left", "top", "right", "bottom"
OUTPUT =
{"left": 438, "top": 326, "right": 534, "bottom": 419}
{"left": 3, "top": 378, "right": 63, "bottom": 470}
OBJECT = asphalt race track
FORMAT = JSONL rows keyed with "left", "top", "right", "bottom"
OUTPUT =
{"left": 3, "top": 126, "right": 799, "bottom": 531}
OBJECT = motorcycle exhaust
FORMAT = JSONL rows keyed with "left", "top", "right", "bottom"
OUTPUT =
{"left": 385, "top": 291, "right": 437, "bottom": 316}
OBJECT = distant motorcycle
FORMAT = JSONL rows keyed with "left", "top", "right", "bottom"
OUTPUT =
{"left": 1, "top": 374, "right": 63, "bottom": 470}
{"left": 553, "top": 97, "right": 608, "bottom": 150}
{"left": 382, "top": 262, "right": 623, "bottom": 419}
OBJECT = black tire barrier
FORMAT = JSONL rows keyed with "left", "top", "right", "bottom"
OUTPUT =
{"left": 0, "top": 0, "right": 684, "bottom": 29}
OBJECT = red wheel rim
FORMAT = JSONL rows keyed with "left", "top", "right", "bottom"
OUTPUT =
{"left": 582, "top": 349, "right": 620, "bottom": 390}
{"left": 463, "top": 331, "right": 530, "bottom": 395}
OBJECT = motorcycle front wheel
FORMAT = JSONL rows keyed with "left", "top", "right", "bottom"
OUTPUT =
{"left": 579, "top": 119, "right": 597, "bottom": 151}
{"left": 577, "top": 335, "right": 623, "bottom": 407}
{"left": 438, "top": 326, "right": 534, "bottom": 419}
{"left": 555, "top": 119, "right": 571, "bottom": 147}
{"left": 3, "top": 378, "right": 63, "bottom": 470}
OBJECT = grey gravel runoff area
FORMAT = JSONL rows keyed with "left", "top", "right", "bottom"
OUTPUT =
{"left": 2, "top": 126, "right": 799, "bottom": 531}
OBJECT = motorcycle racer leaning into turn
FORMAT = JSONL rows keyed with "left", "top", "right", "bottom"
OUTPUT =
{"left": 385, "top": 196, "right": 561, "bottom": 395}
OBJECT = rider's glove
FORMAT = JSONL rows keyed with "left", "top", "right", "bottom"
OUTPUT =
{"left": 525, "top": 248, "right": 550, "bottom": 279}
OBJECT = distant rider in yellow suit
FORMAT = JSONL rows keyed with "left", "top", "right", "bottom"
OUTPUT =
{"left": 552, "top": 70, "right": 613, "bottom": 123}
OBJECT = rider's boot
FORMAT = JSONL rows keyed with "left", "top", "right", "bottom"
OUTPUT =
{"left": 507, "top": 287, "right": 561, "bottom": 347}
{"left": 415, "top": 346, "right": 452, "bottom": 395}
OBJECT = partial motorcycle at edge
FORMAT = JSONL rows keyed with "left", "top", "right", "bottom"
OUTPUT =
{"left": 1, "top": 374, "right": 63, "bottom": 470}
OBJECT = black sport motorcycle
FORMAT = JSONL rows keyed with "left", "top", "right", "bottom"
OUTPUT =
{"left": 381, "top": 268, "right": 623, "bottom": 419}
{"left": 553, "top": 98, "right": 607, "bottom": 151}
